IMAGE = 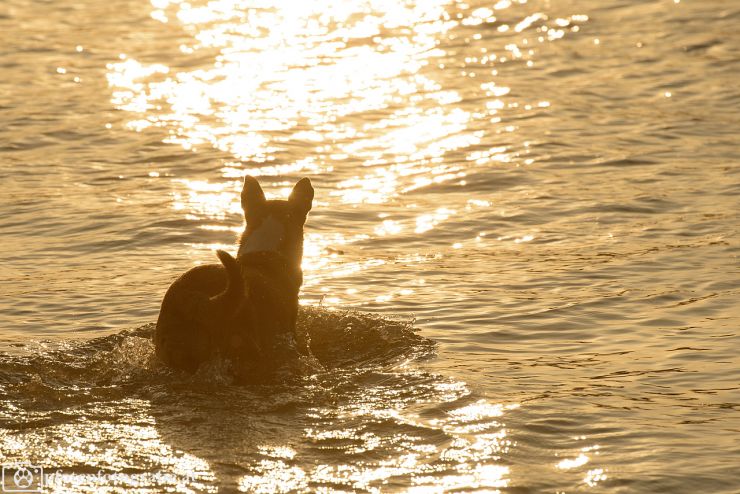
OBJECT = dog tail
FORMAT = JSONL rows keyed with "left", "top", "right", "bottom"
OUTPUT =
{"left": 210, "top": 249, "right": 244, "bottom": 314}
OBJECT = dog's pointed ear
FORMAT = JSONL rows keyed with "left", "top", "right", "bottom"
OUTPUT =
{"left": 241, "top": 175, "right": 266, "bottom": 217}
{"left": 289, "top": 177, "right": 314, "bottom": 214}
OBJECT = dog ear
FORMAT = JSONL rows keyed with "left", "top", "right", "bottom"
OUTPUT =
{"left": 289, "top": 177, "right": 314, "bottom": 214}
{"left": 241, "top": 175, "right": 266, "bottom": 216}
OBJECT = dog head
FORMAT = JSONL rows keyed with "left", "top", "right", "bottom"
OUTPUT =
{"left": 237, "top": 176, "right": 314, "bottom": 269}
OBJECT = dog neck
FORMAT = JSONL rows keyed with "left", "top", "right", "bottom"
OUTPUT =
{"left": 237, "top": 215, "right": 304, "bottom": 287}
{"left": 237, "top": 251, "right": 304, "bottom": 293}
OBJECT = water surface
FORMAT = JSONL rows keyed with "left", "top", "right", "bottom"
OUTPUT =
{"left": 1, "top": 0, "right": 739, "bottom": 492}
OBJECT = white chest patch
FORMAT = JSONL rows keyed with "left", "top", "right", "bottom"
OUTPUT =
{"left": 239, "top": 215, "right": 285, "bottom": 255}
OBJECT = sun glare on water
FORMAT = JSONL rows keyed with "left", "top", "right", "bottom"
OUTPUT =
{"left": 100, "top": 0, "right": 605, "bottom": 489}
{"left": 105, "top": 0, "right": 580, "bottom": 288}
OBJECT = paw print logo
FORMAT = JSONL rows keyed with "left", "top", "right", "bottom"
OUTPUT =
{"left": 13, "top": 469, "right": 33, "bottom": 489}
{"left": 2, "top": 464, "right": 44, "bottom": 492}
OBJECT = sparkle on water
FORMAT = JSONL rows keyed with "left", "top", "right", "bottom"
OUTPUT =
{"left": 1, "top": 0, "right": 738, "bottom": 491}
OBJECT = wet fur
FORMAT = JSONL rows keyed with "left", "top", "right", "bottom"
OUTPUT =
{"left": 154, "top": 176, "right": 314, "bottom": 379}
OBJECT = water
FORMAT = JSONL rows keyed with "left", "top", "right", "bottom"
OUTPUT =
{"left": 1, "top": 0, "right": 739, "bottom": 491}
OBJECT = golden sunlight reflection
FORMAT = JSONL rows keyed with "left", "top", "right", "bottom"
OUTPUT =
{"left": 108, "top": 7, "right": 592, "bottom": 486}
{"left": 584, "top": 468, "right": 608, "bottom": 487}
{"left": 172, "top": 179, "right": 241, "bottom": 219}
{"left": 4, "top": 421, "right": 216, "bottom": 491}
{"left": 237, "top": 383, "right": 519, "bottom": 492}
{"left": 555, "top": 442, "right": 607, "bottom": 489}
{"left": 105, "top": 0, "right": 588, "bottom": 296}
{"left": 557, "top": 453, "right": 589, "bottom": 470}
{"left": 105, "top": 0, "right": 589, "bottom": 197}
{"left": 108, "top": 0, "right": 461, "bottom": 166}
{"left": 105, "top": 0, "right": 588, "bottom": 210}
{"left": 415, "top": 207, "right": 455, "bottom": 234}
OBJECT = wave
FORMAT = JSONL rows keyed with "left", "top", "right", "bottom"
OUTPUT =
{"left": 0, "top": 308, "right": 517, "bottom": 493}
{"left": 0, "top": 306, "right": 434, "bottom": 428}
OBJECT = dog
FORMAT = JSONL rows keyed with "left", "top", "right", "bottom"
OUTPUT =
{"left": 154, "top": 176, "right": 314, "bottom": 380}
